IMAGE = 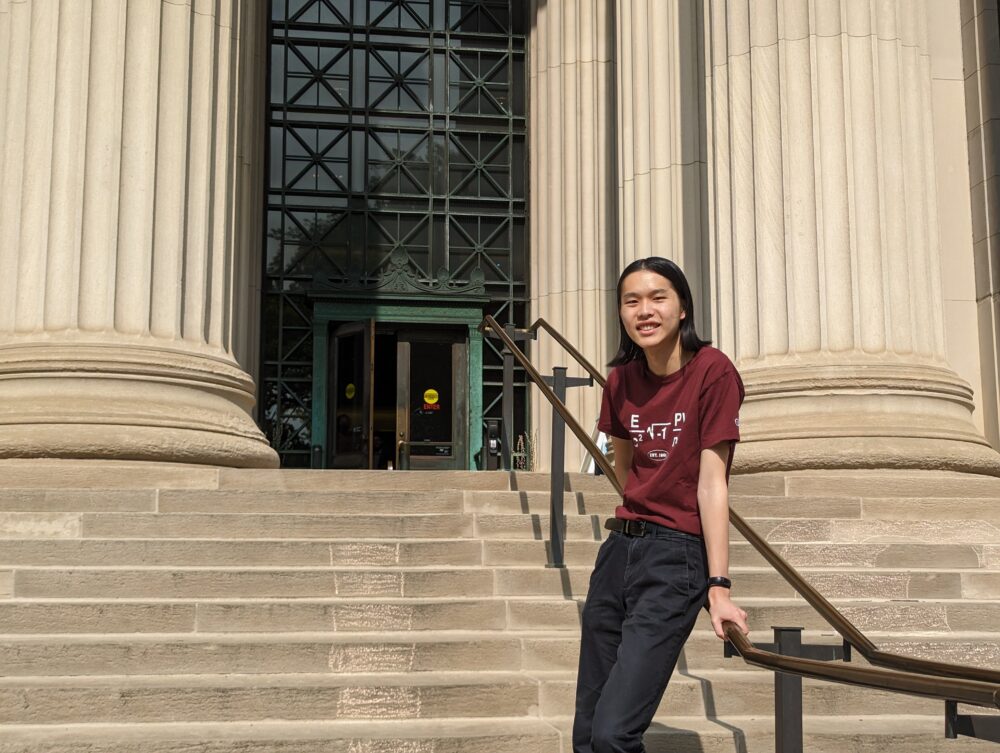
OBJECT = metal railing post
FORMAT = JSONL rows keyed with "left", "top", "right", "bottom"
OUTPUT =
{"left": 774, "top": 628, "right": 804, "bottom": 753}
{"left": 945, "top": 697, "right": 1000, "bottom": 742}
{"left": 502, "top": 323, "right": 516, "bottom": 470}
{"left": 542, "top": 366, "right": 592, "bottom": 568}
{"left": 725, "top": 625, "right": 851, "bottom": 753}
{"left": 547, "top": 367, "right": 567, "bottom": 569}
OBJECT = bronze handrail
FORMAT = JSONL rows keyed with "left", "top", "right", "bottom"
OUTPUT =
{"left": 479, "top": 314, "right": 1000, "bottom": 708}
{"left": 479, "top": 316, "right": 618, "bottom": 483}
{"left": 724, "top": 625, "right": 1000, "bottom": 708}
{"left": 527, "top": 318, "right": 607, "bottom": 389}
{"left": 728, "top": 508, "right": 1000, "bottom": 685}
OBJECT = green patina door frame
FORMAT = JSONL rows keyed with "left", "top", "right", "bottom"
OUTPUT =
{"left": 312, "top": 300, "right": 484, "bottom": 469}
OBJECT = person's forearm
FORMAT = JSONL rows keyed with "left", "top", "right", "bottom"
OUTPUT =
{"left": 698, "top": 443, "right": 748, "bottom": 637}
{"left": 698, "top": 486, "right": 730, "bottom": 580}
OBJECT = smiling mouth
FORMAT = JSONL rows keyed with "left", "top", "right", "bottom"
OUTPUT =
{"left": 636, "top": 323, "right": 660, "bottom": 333}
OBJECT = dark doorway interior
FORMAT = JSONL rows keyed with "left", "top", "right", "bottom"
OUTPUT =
{"left": 327, "top": 322, "right": 468, "bottom": 471}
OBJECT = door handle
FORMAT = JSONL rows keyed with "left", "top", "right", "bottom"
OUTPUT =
{"left": 396, "top": 439, "right": 410, "bottom": 471}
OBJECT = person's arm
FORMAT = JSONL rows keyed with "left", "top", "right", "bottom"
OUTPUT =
{"left": 610, "top": 436, "right": 633, "bottom": 491}
{"left": 698, "top": 441, "right": 749, "bottom": 639}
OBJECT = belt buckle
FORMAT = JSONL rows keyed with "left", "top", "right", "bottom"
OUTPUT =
{"left": 624, "top": 519, "right": 646, "bottom": 537}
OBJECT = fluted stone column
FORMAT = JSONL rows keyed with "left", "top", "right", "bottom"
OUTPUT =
{"left": 615, "top": 0, "right": 710, "bottom": 329}
{"left": 963, "top": 0, "right": 1000, "bottom": 449}
{"left": 0, "top": 0, "right": 277, "bottom": 468}
{"left": 707, "top": 0, "right": 1000, "bottom": 474}
{"left": 529, "top": 0, "right": 617, "bottom": 472}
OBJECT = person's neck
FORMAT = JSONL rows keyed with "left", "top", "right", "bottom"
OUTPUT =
{"left": 643, "top": 337, "right": 687, "bottom": 377}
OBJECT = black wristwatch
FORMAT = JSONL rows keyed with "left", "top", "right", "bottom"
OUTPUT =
{"left": 707, "top": 576, "right": 732, "bottom": 589}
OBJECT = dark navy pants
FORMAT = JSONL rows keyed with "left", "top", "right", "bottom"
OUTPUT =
{"left": 573, "top": 524, "right": 708, "bottom": 753}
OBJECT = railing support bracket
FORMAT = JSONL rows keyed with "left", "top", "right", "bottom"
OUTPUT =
{"left": 542, "top": 366, "right": 592, "bottom": 568}
{"left": 726, "top": 626, "right": 850, "bottom": 753}
{"left": 945, "top": 699, "right": 1000, "bottom": 743}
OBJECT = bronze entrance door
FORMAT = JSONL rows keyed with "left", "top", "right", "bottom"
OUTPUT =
{"left": 328, "top": 320, "right": 374, "bottom": 469}
{"left": 321, "top": 320, "right": 470, "bottom": 471}
{"left": 395, "top": 329, "right": 469, "bottom": 471}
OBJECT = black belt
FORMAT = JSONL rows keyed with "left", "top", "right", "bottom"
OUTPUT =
{"left": 604, "top": 517, "right": 654, "bottom": 537}
{"left": 604, "top": 517, "right": 701, "bottom": 542}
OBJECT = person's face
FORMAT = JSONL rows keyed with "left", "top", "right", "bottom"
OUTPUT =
{"left": 619, "top": 270, "right": 686, "bottom": 351}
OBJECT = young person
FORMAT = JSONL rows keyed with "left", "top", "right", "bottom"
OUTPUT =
{"left": 573, "top": 257, "right": 750, "bottom": 753}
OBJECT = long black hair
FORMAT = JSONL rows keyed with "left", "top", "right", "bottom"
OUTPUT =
{"left": 609, "top": 257, "right": 710, "bottom": 367}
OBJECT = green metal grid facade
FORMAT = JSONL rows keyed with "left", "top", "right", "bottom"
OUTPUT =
{"left": 263, "top": 0, "right": 529, "bottom": 466}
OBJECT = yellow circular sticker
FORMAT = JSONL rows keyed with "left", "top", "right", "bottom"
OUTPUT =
{"left": 423, "top": 388, "right": 439, "bottom": 405}
{"left": 345, "top": 383, "right": 356, "bottom": 400}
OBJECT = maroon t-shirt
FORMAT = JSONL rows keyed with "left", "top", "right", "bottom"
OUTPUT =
{"left": 598, "top": 346, "right": 744, "bottom": 537}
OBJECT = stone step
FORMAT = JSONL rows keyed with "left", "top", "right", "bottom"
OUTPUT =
{"left": 534, "top": 669, "right": 960, "bottom": 718}
{"left": 0, "top": 667, "right": 982, "bottom": 725}
{"left": 0, "top": 633, "right": 530, "bottom": 676}
{"left": 11, "top": 509, "right": 999, "bottom": 546}
{"left": 2, "top": 596, "right": 995, "bottom": 634}
{"left": 0, "top": 461, "right": 221, "bottom": 490}
{"left": 475, "top": 513, "right": 606, "bottom": 540}
{"left": 74, "top": 513, "right": 474, "bottom": 540}
{"left": 464, "top": 492, "right": 1000, "bottom": 520}
{"left": 779, "top": 471, "right": 1000, "bottom": 499}
{"left": 524, "top": 630, "right": 1000, "bottom": 673}
{"left": 550, "top": 714, "right": 1000, "bottom": 753}
{"left": 725, "top": 471, "right": 1000, "bottom": 500}
{"left": 857, "top": 497, "right": 1000, "bottom": 520}
{"left": 0, "top": 718, "right": 562, "bottom": 753}
{"left": 483, "top": 539, "right": 1000, "bottom": 569}
{"left": 466, "top": 492, "right": 870, "bottom": 518}
{"left": 464, "top": 491, "right": 622, "bottom": 516}
{"left": 216, "top": 469, "right": 521, "bottom": 492}
{"left": 0, "top": 672, "right": 542, "bottom": 724}
{"left": 489, "top": 566, "right": 995, "bottom": 600}
{"left": 4, "top": 465, "right": 995, "bottom": 499}
{"left": 3, "top": 624, "right": 998, "bottom": 678}
{"left": 0, "top": 490, "right": 157, "bottom": 513}
{"left": 2, "top": 490, "right": 995, "bottom": 524}
{"left": 738, "top": 517, "right": 1000, "bottom": 544}
{"left": 0, "top": 715, "right": 994, "bottom": 753}
{"left": 0, "top": 539, "right": 485, "bottom": 567}
{"left": 7, "top": 567, "right": 500, "bottom": 599}
{"left": 157, "top": 490, "right": 466, "bottom": 515}
{"left": 5, "top": 565, "right": 996, "bottom": 600}
{"left": 1, "top": 537, "right": 995, "bottom": 571}
{"left": 0, "top": 489, "right": 472, "bottom": 516}
{"left": 738, "top": 496, "right": 1000, "bottom": 521}
{"left": 472, "top": 513, "right": 1000, "bottom": 543}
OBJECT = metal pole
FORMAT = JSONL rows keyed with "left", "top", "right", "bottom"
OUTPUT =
{"left": 774, "top": 627, "right": 804, "bottom": 753}
{"left": 502, "top": 323, "right": 516, "bottom": 470}
{"left": 548, "top": 367, "right": 567, "bottom": 568}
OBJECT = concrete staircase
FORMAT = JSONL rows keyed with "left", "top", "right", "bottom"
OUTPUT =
{"left": 0, "top": 462, "right": 997, "bottom": 752}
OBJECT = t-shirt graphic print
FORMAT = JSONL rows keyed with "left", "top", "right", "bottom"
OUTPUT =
{"left": 598, "top": 346, "right": 744, "bottom": 537}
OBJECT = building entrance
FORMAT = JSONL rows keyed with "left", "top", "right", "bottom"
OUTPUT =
{"left": 311, "top": 301, "right": 484, "bottom": 471}
{"left": 328, "top": 322, "right": 468, "bottom": 471}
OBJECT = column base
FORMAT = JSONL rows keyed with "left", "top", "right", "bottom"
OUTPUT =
{"left": 735, "top": 356, "right": 1000, "bottom": 477}
{"left": 734, "top": 435, "right": 1000, "bottom": 476}
{"left": 0, "top": 342, "right": 279, "bottom": 469}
